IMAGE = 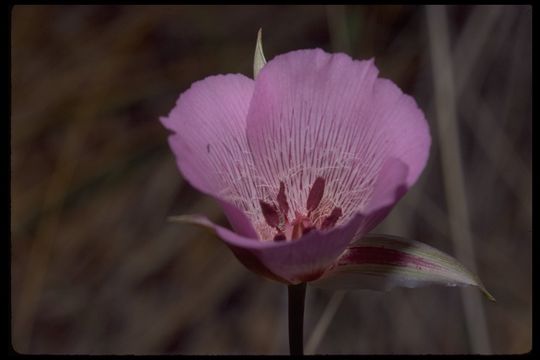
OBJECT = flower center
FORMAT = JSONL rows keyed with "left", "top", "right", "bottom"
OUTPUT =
{"left": 259, "top": 177, "right": 342, "bottom": 242}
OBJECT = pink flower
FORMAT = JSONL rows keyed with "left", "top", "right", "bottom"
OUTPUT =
{"left": 161, "top": 46, "right": 431, "bottom": 285}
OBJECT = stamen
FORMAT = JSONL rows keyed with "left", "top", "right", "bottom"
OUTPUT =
{"left": 291, "top": 222, "right": 303, "bottom": 240}
{"left": 259, "top": 200, "right": 280, "bottom": 228}
{"left": 260, "top": 178, "right": 341, "bottom": 241}
{"left": 277, "top": 181, "right": 289, "bottom": 221}
{"left": 321, "top": 207, "right": 343, "bottom": 230}
{"left": 306, "top": 177, "right": 325, "bottom": 212}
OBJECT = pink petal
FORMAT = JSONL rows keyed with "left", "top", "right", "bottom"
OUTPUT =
{"left": 217, "top": 200, "right": 259, "bottom": 239}
{"left": 161, "top": 74, "right": 265, "bottom": 236}
{"left": 358, "top": 157, "right": 409, "bottom": 234}
{"left": 173, "top": 211, "right": 368, "bottom": 284}
{"left": 371, "top": 79, "right": 431, "bottom": 187}
{"left": 246, "top": 49, "right": 430, "bottom": 223}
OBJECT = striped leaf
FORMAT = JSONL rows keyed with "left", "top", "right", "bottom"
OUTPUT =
{"left": 311, "top": 234, "right": 495, "bottom": 301}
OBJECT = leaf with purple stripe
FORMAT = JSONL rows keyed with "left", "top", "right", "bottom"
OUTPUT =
{"left": 311, "top": 234, "right": 495, "bottom": 301}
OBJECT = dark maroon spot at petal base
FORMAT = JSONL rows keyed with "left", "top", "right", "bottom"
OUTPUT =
{"left": 302, "top": 226, "right": 315, "bottom": 236}
{"left": 260, "top": 200, "right": 280, "bottom": 228}
{"left": 273, "top": 233, "right": 286, "bottom": 242}
{"left": 306, "top": 177, "right": 325, "bottom": 212}
{"left": 321, "top": 207, "right": 343, "bottom": 230}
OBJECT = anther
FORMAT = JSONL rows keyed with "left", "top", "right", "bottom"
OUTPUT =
{"left": 277, "top": 181, "right": 289, "bottom": 221}
{"left": 321, "top": 207, "right": 343, "bottom": 230}
{"left": 306, "top": 177, "right": 325, "bottom": 212}
{"left": 259, "top": 200, "right": 280, "bottom": 229}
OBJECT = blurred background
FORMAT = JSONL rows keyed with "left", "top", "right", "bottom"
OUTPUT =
{"left": 11, "top": 5, "right": 531, "bottom": 355}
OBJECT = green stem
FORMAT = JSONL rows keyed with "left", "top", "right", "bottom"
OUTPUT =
{"left": 288, "top": 283, "right": 306, "bottom": 355}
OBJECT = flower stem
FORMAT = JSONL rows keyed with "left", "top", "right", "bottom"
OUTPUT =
{"left": 288, "top": 283, "right": 306, "bottom": 355}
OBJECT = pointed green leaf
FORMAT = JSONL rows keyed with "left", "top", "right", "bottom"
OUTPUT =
{"left": 253, "top": 28, "right": 267, "bottom": 78}
{"left": 168, "top": 214, "right": 215, "bottom": 231}
{"left": 311, "top": 234, "right": 495, "bottom": 301}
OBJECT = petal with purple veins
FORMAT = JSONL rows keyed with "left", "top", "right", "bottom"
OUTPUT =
{"left": 246, "top": 49, "right": 430, "bottom": 223}
{"left": 161, "top": 74, "right": 268, "bottom": 236}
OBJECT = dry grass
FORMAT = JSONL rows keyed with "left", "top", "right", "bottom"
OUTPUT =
{"left": 11, "top": 5, "right": 531, "bottom": 354}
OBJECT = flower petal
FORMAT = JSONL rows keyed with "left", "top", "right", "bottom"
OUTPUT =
{"left": 170, "top": 211, "right": 368, "bottom": 284}
{"left": 358, "top": 157, "right": 409, "bottom": 234}
{"left": 161, "top": 74, "right": 266, "bottom": 235}
{"left": 217, "top": 199, "right": 259, "bottom": 238}
{"left": 310, "top": 234, "right": 495, "bottom": 301}
{"left": 371, "top": 79, "right": 431, "bottom": 187}
{"left": 246, "top": 49, "right": 430, "bottom": 222}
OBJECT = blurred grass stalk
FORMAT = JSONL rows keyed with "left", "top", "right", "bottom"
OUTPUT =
{"left": 12, "top": 8, "right": 168, "bottom": 351}
{"left": 305, "top": 291, "right": 345, "bottom": 355}
{"left": 426, "top": 5, "right": 491, "bottom": 354}
{"left": 14, "top": 106, "right": 93, "bottom": 352}
{"left": 453, "top": 6, "right": 531, "bottom": 218}
{"left": 326, "top": 5, "right": 350, "bottom": 54}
